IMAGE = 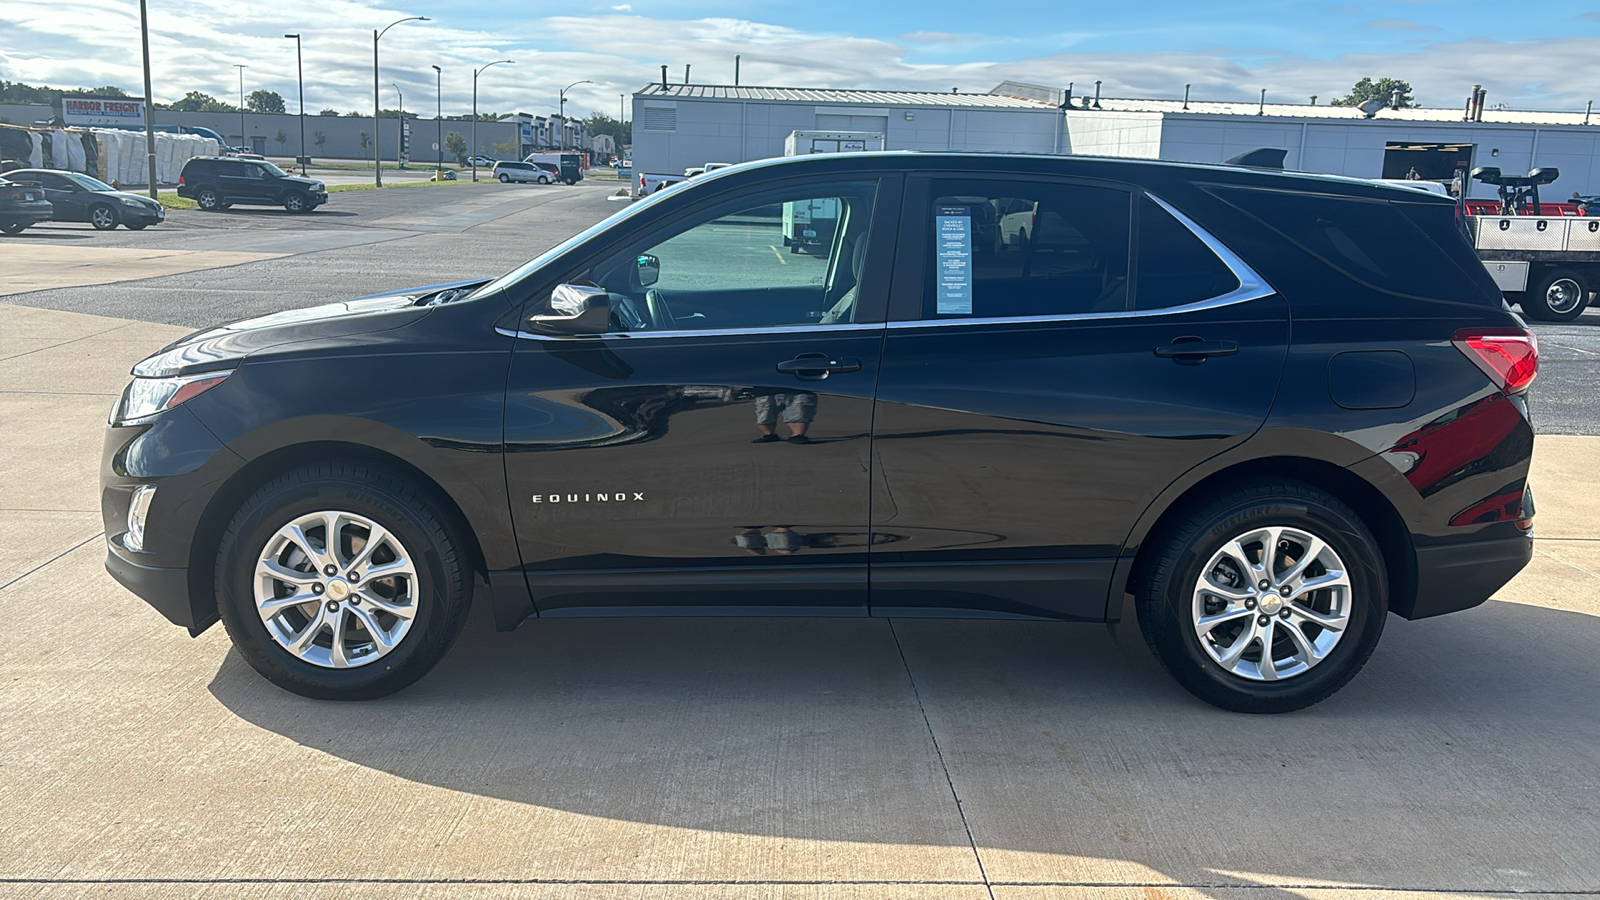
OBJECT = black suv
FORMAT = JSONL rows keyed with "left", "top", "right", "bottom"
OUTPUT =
{"left": 176, "top": 157, "right": 328, "bottom": 213}
{"left": 102, "top": 152, "right": 1538, "bottom": 712}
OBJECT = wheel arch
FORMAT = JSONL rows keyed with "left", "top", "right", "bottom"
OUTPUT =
{"left": 185, "top": 440, "right": 490, "bottom": 635}
{"left": 1114, "top": 454, "right": 1416, "bottom": 623}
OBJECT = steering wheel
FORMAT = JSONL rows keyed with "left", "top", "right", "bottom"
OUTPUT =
{"left": 645, "top": 288, "right": 676, "bottom": 331}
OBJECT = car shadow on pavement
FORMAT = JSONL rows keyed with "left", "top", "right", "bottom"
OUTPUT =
{"left": 1, "top": 231, "right": 97, "bottom": 240}
{"left": 205, "top": 209, "right": 359, "bottom": 219}
{"left": 208, "top": 597, "right": 1600, "bottom": 893}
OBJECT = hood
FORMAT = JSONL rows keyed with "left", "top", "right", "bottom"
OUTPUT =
{"left": 131, "top": 280, "right": 489, "bottom": 378}
{"left": 279, "top": 175, "right": 325, "bottom": 190}
{"left": 106, "top": 190, "right": 162, "bottom": 207}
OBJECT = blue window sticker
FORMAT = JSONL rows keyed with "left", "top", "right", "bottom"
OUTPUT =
{"left": 935, "top": 205, "right": 973, "bottom": 315}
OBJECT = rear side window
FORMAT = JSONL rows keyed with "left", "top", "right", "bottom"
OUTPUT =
{"left": 1209, "top": 186, "right": 1489, "bottom": 301}
{"left": 1134, "top": 197, "right": 1240, "bottom": 310}
{"left": 925, "top": 178, "right": 1131, "bottom": 319}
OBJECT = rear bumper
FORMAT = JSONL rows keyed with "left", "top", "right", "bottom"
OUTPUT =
{"left": 1403, "top": 535, "right": 1533, "bottom": 619}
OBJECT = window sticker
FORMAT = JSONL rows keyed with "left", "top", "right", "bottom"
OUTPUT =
{"left": 935, "top": 205, "right": 973, "bottom": 315}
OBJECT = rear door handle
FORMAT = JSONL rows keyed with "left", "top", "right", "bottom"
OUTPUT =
{"left": 776, "top": 354, "right": 862, "bottom": 377}
{"left": 1154, "top": 338, "right": 1239, "bottom": 361}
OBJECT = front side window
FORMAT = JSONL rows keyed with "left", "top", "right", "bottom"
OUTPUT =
{"left": 924, "top": 178, "right": 1131, "bottom": 319}
{"left": 575, "top": 179, "right": 879, "bottom": 333}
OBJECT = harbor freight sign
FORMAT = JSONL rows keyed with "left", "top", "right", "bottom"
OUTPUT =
{"left": 60, "top": 97, "right": 147, "bottom": 128}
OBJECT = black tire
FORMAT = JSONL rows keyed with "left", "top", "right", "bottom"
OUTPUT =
{"left": 498, "top": 173, "right": 510, "bottom": 183}
{"left": 1136, "top": 478, "right": 1388, "bottom": 713}
{"left": 89, "top": 203, "right": 120, "bottom": 230}
{"left": 214, "top": 461, "right": 472, "bottom": 700}
{"left": 0, "top": 222, "right": 25, "bottom": 235}
{"left": 1519, "top": 268, "right": 1589, "bottom": 322}
{"left": 283, "top": 190, "right": 311, "bottom": 213}
{"left": 196, "top": 188, "right": 221, "bottom": 211}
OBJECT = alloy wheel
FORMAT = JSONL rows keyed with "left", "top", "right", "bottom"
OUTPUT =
{"left": 91, "top": 205, "right": 118, "bottom": 229}
{"left": 254, "top": 510, "right": 419, "bottom": 669}
{"left": 1191, "top": 525, "right": 1351, "bottom": 681}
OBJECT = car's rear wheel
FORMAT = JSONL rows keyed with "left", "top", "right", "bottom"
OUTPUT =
{"left": 90, "top": 204, "right": 119, "bottom": 230}
{"left": 0, "top": 222, "right": 26, "bottom": 235}
{"left": 196, "top": 188, "right": 221, "bottom": 211}
{"left": 1519, "top": 268, "right": 1589, "bottom": 322}
{"left": 215, "top": 462, "right": 471, "bottom": 700}
{"left": 498, "top": 173, "right": 510, "bottom": 183}
{"left": 1136, "top": 479, "right": 1387, "bottom": 713}
{"left": 283, "top": 191, "right": 311, "bottom": 213}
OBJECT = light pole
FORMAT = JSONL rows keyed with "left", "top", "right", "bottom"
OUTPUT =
{"left": 472, "top": 59, "right": 513, "bottom": 181}
{"left": 233, "top": 63, "right": 248, "bottom": 152}
{"left": 392, "top": 83, "right": 404, "bottom": 167}
{"left": 558, "top": 79, "right": 592, "bottom": 150}
{"left": 138, "top": 0, "right": 157, "bottom": 198}
{"left": 431, "top": 64, "right": 442, "bottom": 171}
{"left": 373, "top": 16, "right": 427, "bottom": 186}
{"left": 284, "top": 34, "right": 305, "bottom": 175}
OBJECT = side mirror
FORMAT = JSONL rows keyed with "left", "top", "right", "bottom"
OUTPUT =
{"left": 635, "top": 254, "right": 660, "bottom": 288}
{"left": 530, "top": 284, "right": 611, "bottom": 335}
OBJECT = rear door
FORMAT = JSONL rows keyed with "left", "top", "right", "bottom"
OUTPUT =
{"left": 502, "top": 172, "right": 901, "bottom": 614}
{"left": 869, "top": 172, "right": 1289, "bottom": 620}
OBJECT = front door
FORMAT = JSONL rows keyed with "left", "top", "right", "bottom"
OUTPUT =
{"left": 869, "top": 173, "right": 1289, "bottom": 620}
{"left": 33, "top": 172, "right": 87, "bottom": 222}
{"left": 503, "top": 173, "right": 900, "bottom": 615}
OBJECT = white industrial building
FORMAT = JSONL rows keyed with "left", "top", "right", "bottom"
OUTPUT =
{"left": 631, "top": 81, "right": 1600, "bottom": 200}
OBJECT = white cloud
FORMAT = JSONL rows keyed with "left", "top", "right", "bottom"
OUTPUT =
{"left": 611, "top": 4, "right": 632, "bottom": 10}
{"left": 2, "top": 6, "right": 1597, "bottom": 121}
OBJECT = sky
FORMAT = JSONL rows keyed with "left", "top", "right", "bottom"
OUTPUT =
{"left": 2, "top": 0, "right": 1598, "bottom": 122}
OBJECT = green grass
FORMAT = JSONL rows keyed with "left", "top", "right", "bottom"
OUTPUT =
{"left": 156, "top": 192, "right": 197, "bottom": 210}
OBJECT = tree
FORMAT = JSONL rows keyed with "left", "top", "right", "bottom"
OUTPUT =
{"left": 318, "top": 108, "right": 339, "bottom": 117}
{"left": 344, "top": 110, "right": 364, "bottom": 117}
{"left": 168, "top": 90, "right": 236, "bottom": 112}
{"left": 274, "top": 130, "right": 288, "bottom": 154}
{"left": 1331, "top": 77, "right": 1415, "bottom": 110}
{"left": 582, "top": 111, "right": 631, "bottom": 147}
{"left": 247, "top": 90, "right": 286, "bottom": 114}
{"left": 359, "top": 130, "right": 371, "bottom": 151}
{"left": 490, "top": 139, "right": 517, "bottom": 157}
{"left": 313, "top": 131, "right": 326, "bottom": 152}
{"left": 444, "top": 130, "right": 468, "bottom": 165}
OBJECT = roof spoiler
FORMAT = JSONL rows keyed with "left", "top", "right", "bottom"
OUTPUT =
{"left": 1224, "top": 148, "right": 1287, "bottom": 170}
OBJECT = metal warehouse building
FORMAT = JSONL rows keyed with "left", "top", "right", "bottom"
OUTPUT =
{"left": 631, "top": 81, "right": 1600, "bottom": 200}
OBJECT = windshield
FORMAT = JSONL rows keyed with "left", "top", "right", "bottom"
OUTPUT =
{"left": 66, "top": 172, "right": 116, "bottom": 192}
{"left": 259, "top": 161, "right": 290, "bottom": 178}
{"left": 467, "top": 186, "right": 682, "bottom": 301}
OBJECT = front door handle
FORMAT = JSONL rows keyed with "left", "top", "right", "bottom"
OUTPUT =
{"left": 1154, "top": 338, "right": 1239, "bottom": 362}
{"left": 776, "top": 354, "right": 862, "bottom": 377}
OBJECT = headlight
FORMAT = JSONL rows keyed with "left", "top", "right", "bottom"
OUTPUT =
{"left": 112, "top": 370, "right": 232, "bottom": 425}
{"left": 117, "top": 196, "right": 143, "bottom": 207}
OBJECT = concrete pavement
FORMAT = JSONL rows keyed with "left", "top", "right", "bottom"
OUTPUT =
{"left": 1, "top": 298, "right": 1597, "bottom": 898}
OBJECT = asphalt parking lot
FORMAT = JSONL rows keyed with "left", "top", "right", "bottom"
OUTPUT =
{"left": 1, "top": 183, "right": 1598, "bottom": 898}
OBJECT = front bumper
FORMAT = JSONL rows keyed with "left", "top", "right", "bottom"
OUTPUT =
{"left": 1404, "top": 534, "right": 1533, "bottom": 619}
{"left": 105, "top": 534, "right": 208, "bottom": 633}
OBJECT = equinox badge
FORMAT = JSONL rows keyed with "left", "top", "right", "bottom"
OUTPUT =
{"left": 532, "top": 492, "right": 646, "bottom": 504}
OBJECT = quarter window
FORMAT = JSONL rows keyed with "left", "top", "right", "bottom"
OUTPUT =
{"left": 924, "top": 179, "right": 1131, "bottom": 319}
{"left": 1134, "top": 197, "right": 1240, "bottom": 310}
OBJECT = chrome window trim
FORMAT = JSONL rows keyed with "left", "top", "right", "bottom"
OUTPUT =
{"left": 498, "top": 322, "right": 887, "bottom": 342}
{"left": 888, "top": 190, "right": 1276, "bottom": 331}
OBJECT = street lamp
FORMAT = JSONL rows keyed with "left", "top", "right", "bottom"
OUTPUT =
{"left": 373, "top": 15, "right": 428, "bottom": 186}
{"left": 431, "top": 64, "right": 442, "bottom": 172}
{"left": 233, "top": 63, "right": 248, "bottom": 152}
{"left": 559, "top": 79, "right": 592, "bottom": 150}
{"left": 392, "top": 83, "right": 404, "bottom": 167}
{"left": 284, "top": 34, "right": 305, "bottom": 175}
{"left": 472, "top": 59, "right": 513, "bottom": 181}
{"left": 138, "top": 0, "right": 157, "bottom": 198}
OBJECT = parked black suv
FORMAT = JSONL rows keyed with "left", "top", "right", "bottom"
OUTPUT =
{"left": 102, "top": 152, "right": 1538, "bottom": 712}
{"left": 176, "top": 157, "right": 328, "bottom": 213}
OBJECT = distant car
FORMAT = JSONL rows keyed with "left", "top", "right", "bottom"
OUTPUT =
{"left": 492, "top": 161, "right": 554, "bottom": 184}
{"left": 467, "top": 155, "right": 497, "bottom": 169}
{"left": 683, "top": 166, "right": 706, "bottom": 178}
{"left": 5, "top": 169, "right": 164, "bottom": 230}
{"left": 0, "top": 175, "right": 52, "bottom": 234}
{"left": 177, "top": 157, "right": 328, "bottom": 213}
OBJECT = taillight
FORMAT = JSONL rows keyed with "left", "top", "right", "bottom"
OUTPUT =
{"left": 1453, "top": 328, "right": 1538, "bottom": 394}
{"left": 178, "top": 175, "right": 186, "bottom": 186}
{"left": 0, "top": 187, "right": 23, "bottom": 201}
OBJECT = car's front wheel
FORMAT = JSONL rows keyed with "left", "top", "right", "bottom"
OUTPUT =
{"left": 283, "top": 191, "right": 311, "bottom": 213}
{"left": 215, "top": 462, "right": 471, "bottom": 700}
{"left": 196, "top": 188, "right": 222, "bottom": 211}
{"left": 90, "top": 203, "right": 120, "bottom": 230}
{"left": 1137, "top": 479, "right": 1387, "bottom": 713}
